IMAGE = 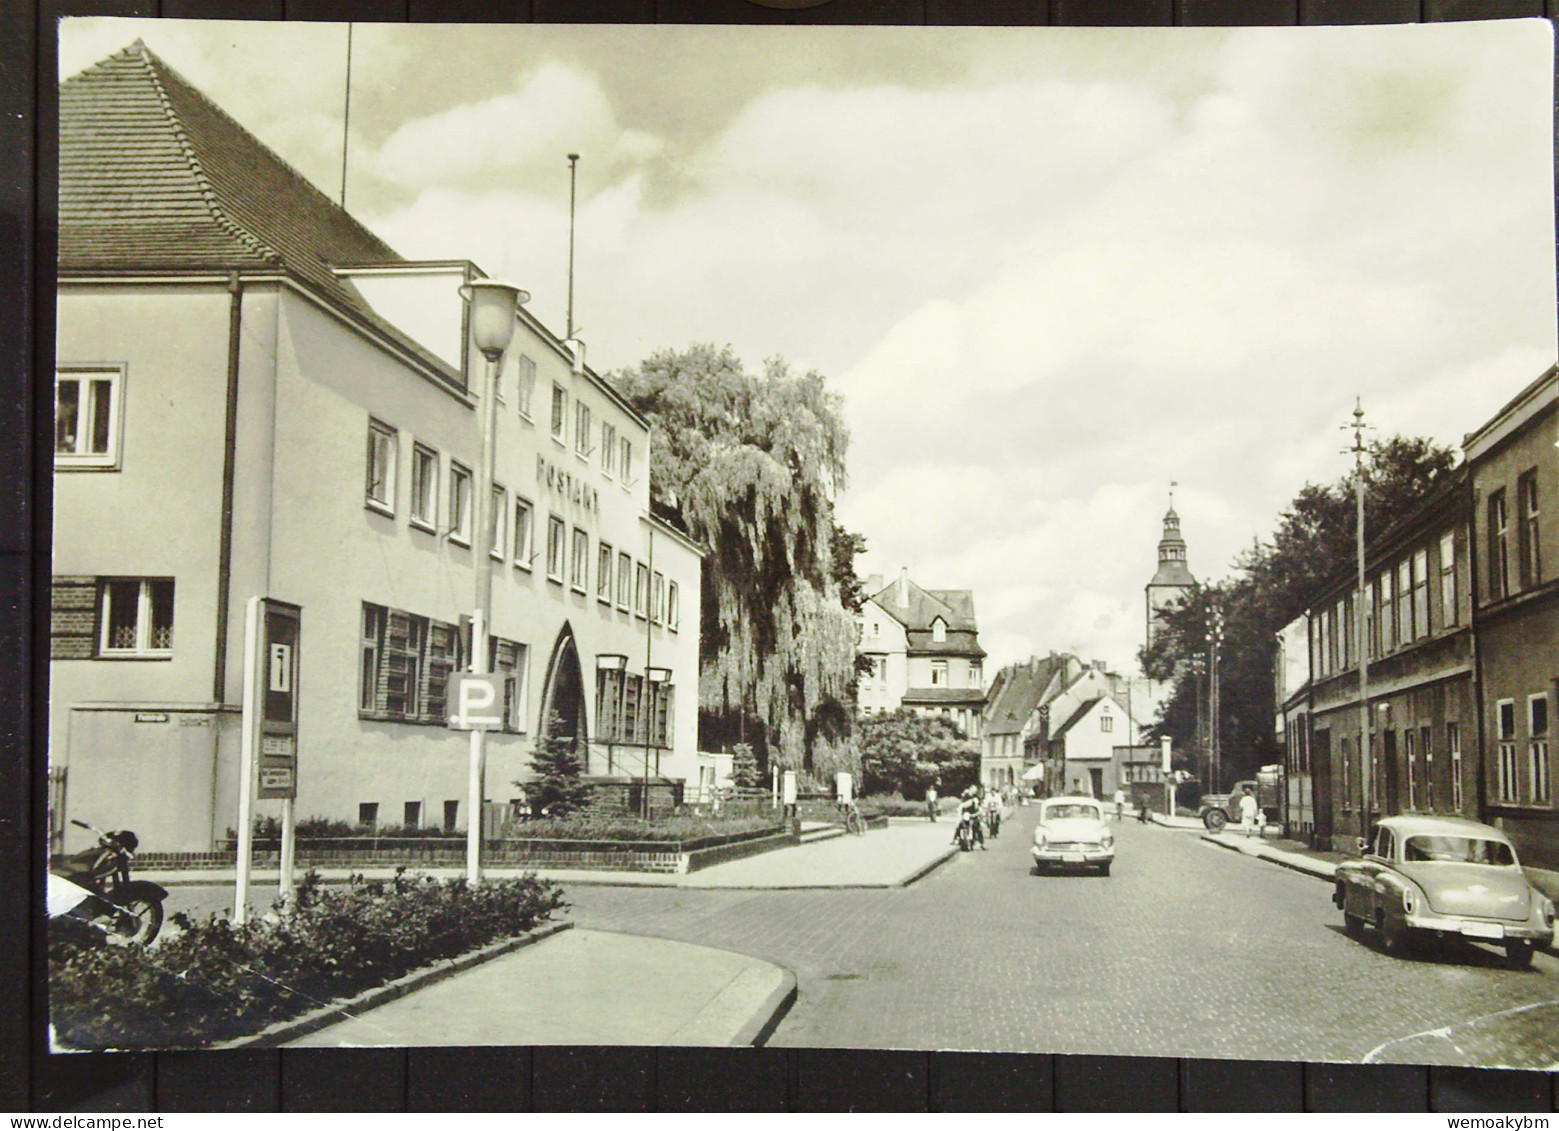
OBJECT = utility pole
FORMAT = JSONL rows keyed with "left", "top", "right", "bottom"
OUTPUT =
{"left": 566, "top": 153, "right": 579, "bottom": 340}
{"left": 1209, "top": 599, "right": 1224, "bottom": 793}
{"left": 1344, "top": 398, "right": 1374, "bottom": 833}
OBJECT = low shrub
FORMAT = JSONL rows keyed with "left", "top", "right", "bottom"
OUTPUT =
{"left": 50, "top": 868, "right": 566, "bottom": 1050}
{"left": 860, "top": 792, "right": 950, "bottom": 818}
{"left": 503, "top": 813, "right": 781, "bottom": 843}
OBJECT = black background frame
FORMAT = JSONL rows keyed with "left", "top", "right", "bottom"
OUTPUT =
{"left": 7, "top": 0, "right": 1559, "bottom": 1112}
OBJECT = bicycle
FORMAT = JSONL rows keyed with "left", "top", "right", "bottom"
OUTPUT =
{"left": 839, "top": 798, "right": 867, "bottom": 836}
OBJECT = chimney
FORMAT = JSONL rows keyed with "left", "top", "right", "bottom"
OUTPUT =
{"left": 564, "top": 338, "right": 586, "bottom": 375}
{"left": 897, "top": 567, "right": 909, "bottom": 608}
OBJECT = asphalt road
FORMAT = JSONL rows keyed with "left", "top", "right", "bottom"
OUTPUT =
{"left": 563, "top": 806, "right": 1559, "bottom": 1068}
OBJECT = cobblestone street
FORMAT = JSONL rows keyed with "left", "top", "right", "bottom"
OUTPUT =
{"left": 565, "top": 807, "right": 1559, "bottom": 1067}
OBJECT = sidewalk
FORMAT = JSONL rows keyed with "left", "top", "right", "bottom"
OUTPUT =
{"left": 144, "top": 817, "right": 958, "bottom": 893}
{"left": 1199, "top": 828, "right": 1343, "bottom": 881}
{"left": 281, "top": 928, "right": 794, "bottom": 1048}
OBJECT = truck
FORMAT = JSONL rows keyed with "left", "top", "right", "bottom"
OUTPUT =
{"left": 1197, "top": 764, "right": 1283, "bottom": 831}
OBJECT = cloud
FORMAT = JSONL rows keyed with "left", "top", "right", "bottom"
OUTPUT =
{"left": 370, "top": 63, "right": 662, "bottom": 193}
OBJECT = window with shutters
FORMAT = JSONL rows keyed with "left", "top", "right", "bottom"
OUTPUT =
{"left": 621, "top": 673, "right": 644, "bottom": 745}
{"left": 50, "top": 577, "right": 98, "bottom": 659}
{"left": 360, "top": 601, "right": 462, "bottom": 724}
{"left": 55, "top": 366, "right": 124, "bottom": 470}
{"left": 98, "top": 578, "right": 175, "bottom": 658}
{"left": 596, "top": 668, "right": 624, "bottom": 742}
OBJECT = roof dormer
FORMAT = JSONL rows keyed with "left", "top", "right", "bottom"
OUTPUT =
{"left": 931, "top": 617, "right": 947, "bottom": 643}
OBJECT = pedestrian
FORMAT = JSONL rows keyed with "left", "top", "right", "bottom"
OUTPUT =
{"left": 1113, "top": 786, "right": 1125, "bottom": 822}
{"left": 1238, "top": 785, "right": 1260, "bottom": 838}
{"left": 982, "top": 787, "right": 1002, "bottom": 838}
{"left": 925, "top": 784, "right": 939, "bottom": 823}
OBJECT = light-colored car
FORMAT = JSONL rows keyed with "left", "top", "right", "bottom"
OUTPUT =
{"left": 1334, "top": 815, "right": 1556, "bottom": 968}
{"left": 1032, "top": 796, "right": 1114, "bottom": 876}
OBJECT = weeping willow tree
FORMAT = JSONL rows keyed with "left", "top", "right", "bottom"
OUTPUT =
{"left": 612, "top": 343, "right": 860, "bottom": 776}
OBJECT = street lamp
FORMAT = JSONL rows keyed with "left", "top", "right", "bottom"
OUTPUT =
{"left": 1344, "top": 398, "right": 1374, "bottom": 835}
{"left": 597, "top": 653, "right": 627, "bottom": 776}
{"left": 1208, "top": 601, "right": 1224, "bottom": 794}
{"left": 458, "top": 278, "right": 527, "bottom": 885}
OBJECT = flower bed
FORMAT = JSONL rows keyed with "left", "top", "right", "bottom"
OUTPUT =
{"left": 49, "top": 869, "right": 565, "bottom": 1050}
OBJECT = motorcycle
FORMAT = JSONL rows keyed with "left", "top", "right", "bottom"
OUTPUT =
{"left": 954, "top": 809, "right": 981, "bottom": 852}
{"left": 50, "top": 820, "right": 167, "bottom": 945}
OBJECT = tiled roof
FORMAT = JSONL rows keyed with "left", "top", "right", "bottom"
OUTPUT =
{"left": 60, "top": 40, "right": 402, "bottom": 316}
{"left": 983, "top": 656, "right": 1065, "bottom": 737}
{"left": 901, "top": 687, "right": 987, "bottom": 706}
{"left": 869, "top": 578, "right": 978, "bottom": 632}
{"left": 905, "top": 629, "right": 986, "bottom": 659}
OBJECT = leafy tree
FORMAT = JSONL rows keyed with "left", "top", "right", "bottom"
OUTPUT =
{"left": 856, "top": 709, "right": 979, "bottom": 799}
{"left": 1140, "top": 435, "right": 1456, "bottom": 788}
{"left": 523, "top": 717, "right": 594, "bottom": 817}
{"left": 613, "top": 344, "right": 859, "bottom": 774}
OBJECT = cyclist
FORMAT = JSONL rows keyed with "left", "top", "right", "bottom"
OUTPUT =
{"left": 981, "top": 787, "right": 1003, "bottom": 839}
{"left": 955, "top": 787, "right": 986, "bottom": 850}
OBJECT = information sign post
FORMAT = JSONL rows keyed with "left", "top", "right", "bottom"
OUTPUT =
{"left": 235, "top": 597, "right": 302, "bottom": 923}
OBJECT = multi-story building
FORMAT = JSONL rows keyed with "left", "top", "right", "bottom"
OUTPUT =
{"left": 1298, "top": 469, "right": 1477, "bottom": 851}
{"left": 1145, "top": 495, "right": 1197, "bottom": 649}
{"left": 1466, "top": 366, "right": 1558, "bottom": 887}
{"left": 857, "top": 570, "right": 985, "bottom": 739}
{"left": 49, "top": 43, "right": 703, "bottom": 853}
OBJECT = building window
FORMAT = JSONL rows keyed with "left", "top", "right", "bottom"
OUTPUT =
{"left": 492, "top": 637, "right": 528, "bottom": 733}
{"left": 1439, "top": 532, "right": 1457, "bottom": 628}
{"left": 932, "top": 618, "right": 947, "bottom": 643}
{"left": 652, "top": 571, "right": 666, "bottom": 624}
{"left": 617, "top": 551, "right": 632, "bottom": 610}
{"left": 931, "top": 660, "right": 948, "bottom": 687}
{"left": 620, "top": 437, "right": 634, "bottom": 484}
{"left": 1449, "top": 722, "right": 1463, "bottom": 811}
{"left": 1100, "top": 713, "right": 1114, "bottom": 733}
{"left": 571, "top": 528, "right": 589, "bottom": 593}
{"left": 1497, "top": 698, "right": 1518, "bottom": 803}
{"left": 98, "top": 578, "right": 174, "bottom": 657}
{"left": 366, "top": 418, "right": 397, "bottom": 515}
{"left": 1366, "top": 579, "right": 1380, "bottom": 659}
{"left": 404, "top": 801, "right": 422, "bottom": 829}
{"left": 596, "top": 667, "right": 623, "bottom": 742}
{"left": 1379, "top": 570, "right": 1396, "bottom": 652}
{"left": 449, "top": 463, "right": 472, "bottom": 545}
{"left": 971, "top": 661, "right": 982, "bottom": 688}
{"left": 360, "top": 602, "right": 460, "bottom": 724}
{"left": 55, "top": 366, "right": 123, "bottom": 469}
{"left": 635, "top": 562, "right": 650, "bottom": 618}
{"left": 602, "top": 422, "right": 617, "bottom": 477}
{"left": 621, "top": 672, "right": 644, "bottom": 744}
{"left": 1396, "top": 559, "right": 1412, "bottom": 646}
{"left": 1411, "top": 549, "right": 1428, "bottom": 641}
{"left": 1531, "top": 695, "right": 1552, "bottom": 805}
{"left": 1404, "top": 727, "right": 1417, "bottom": 810}
{"left": 410, "top": 443, "right": 438, "bottom": 531}
{"left": 597, "top": 543, "right": 614, "bottom": 603}
{"left": 1518, "top": 469, "right": 1541, "bottom": 590}
{"left": 551, "top": 384, "right": 567, "bottom": 444}
{"left": 575, "top": 401, "right": 593, "bottom": 457}
{"left": 490, "top": 486, "right": 507, "bottom": 562}
{"left": 515, "top": 355, "right": 537, "bottom": 420}
{"left": 546, "top": 516, "right": 566, "bottom": 582}
{"left": 359, "top": 803, "right": 379, "bottom": 829}
{"left": 1420, "top": 725, "right": 1434, "bottom": 811}
{"left": 1489, "top": 488, "right": 1511, "bottom": 601}
{"left": 650, "top": 680, "right": 673, "bottom": 747}
{"left": 513, "top": 496, "right": 534, "bottom": 570}
{"left": 443, "top": 800, "right": 459, "bottom": 832}
{"left": 1339, "top": 595, "right": 1354, "bottom": 669}
{"left": 667, "top": 580, "right": 680, "bottom": 631}
{"left": 1340, "top": 736, "right": 1352, "bottom": 808}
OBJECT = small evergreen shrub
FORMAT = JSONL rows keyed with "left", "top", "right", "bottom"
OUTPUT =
{"left": 524, "top": 718, "right": 594, "bottom": 817}
{"left": 50, "top": 868, "right": 565, "bottom": 1050}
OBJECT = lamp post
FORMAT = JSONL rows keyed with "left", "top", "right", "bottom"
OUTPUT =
{"left": 646, "top": 666, "right": 672, "bottom": 818}
{"left": 1209, "top": 601, "right": 1224, "bottom": 794}
{"left": 596, "top": 653, "right": 627, "bottom": 777}
{"left": 458, "top": 278, "right": 526, "bottom": 885}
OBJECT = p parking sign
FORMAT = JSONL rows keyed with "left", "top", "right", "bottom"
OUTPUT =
{"left": 448, "top": 672, "right": 510, "bottom": 731}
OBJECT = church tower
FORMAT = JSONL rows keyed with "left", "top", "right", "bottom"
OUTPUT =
{"left": 1145, "top": 486, "right": 1196, "bottom": 648}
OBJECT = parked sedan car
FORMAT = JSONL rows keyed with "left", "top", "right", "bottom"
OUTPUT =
{"left": 1032, "top": 796, "right": 1114, "bottom": 876}
{"left": 1334, "top": 815, "right": 1556, "bottom": 968}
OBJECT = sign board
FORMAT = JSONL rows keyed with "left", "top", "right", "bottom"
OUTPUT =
{"left": 1161, "top": 736, "right": 1173, "bottom": 775}
{"left": 448, "top": 672, "right": 510, "bottom": 731}
{"left": 835, "top": 771, "right": 853, "bottom": 804}
{"left": 781, "top": 770, "right": 798, "bottom": 805}
{"left": 257, "top": 601, "right": 301, "bottom": 800}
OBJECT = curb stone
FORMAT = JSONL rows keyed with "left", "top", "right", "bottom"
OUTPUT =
{"left": 217, "top": 920, "right": 573, "bottom": 1049}
{"left": 731, "top": 968, "right": 798, "bottom": 1047}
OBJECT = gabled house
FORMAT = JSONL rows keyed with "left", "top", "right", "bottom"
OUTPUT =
{"left": 857, "top": 569, "right": 986, "bottom": 738}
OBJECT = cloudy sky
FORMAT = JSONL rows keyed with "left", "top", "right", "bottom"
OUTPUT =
{"left": 63, "top": 18, "right": 1558, "bottom": 675}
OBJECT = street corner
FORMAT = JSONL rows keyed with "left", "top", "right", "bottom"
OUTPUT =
{"left": 1364, "top": 999, "right": 1559, "bottom": 1071}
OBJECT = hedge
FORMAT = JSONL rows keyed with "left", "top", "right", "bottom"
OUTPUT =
{"left": 50, "top": 868, "right": 565, "bottom": 1050}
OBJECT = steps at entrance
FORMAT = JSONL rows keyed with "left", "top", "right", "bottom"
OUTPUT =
{"left": 798, "top": 823, "right": 844, "bottom": 845}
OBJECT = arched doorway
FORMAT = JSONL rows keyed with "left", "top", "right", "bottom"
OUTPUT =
{"left": 538, "top": 623, "right": 588, "bottom": 752}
